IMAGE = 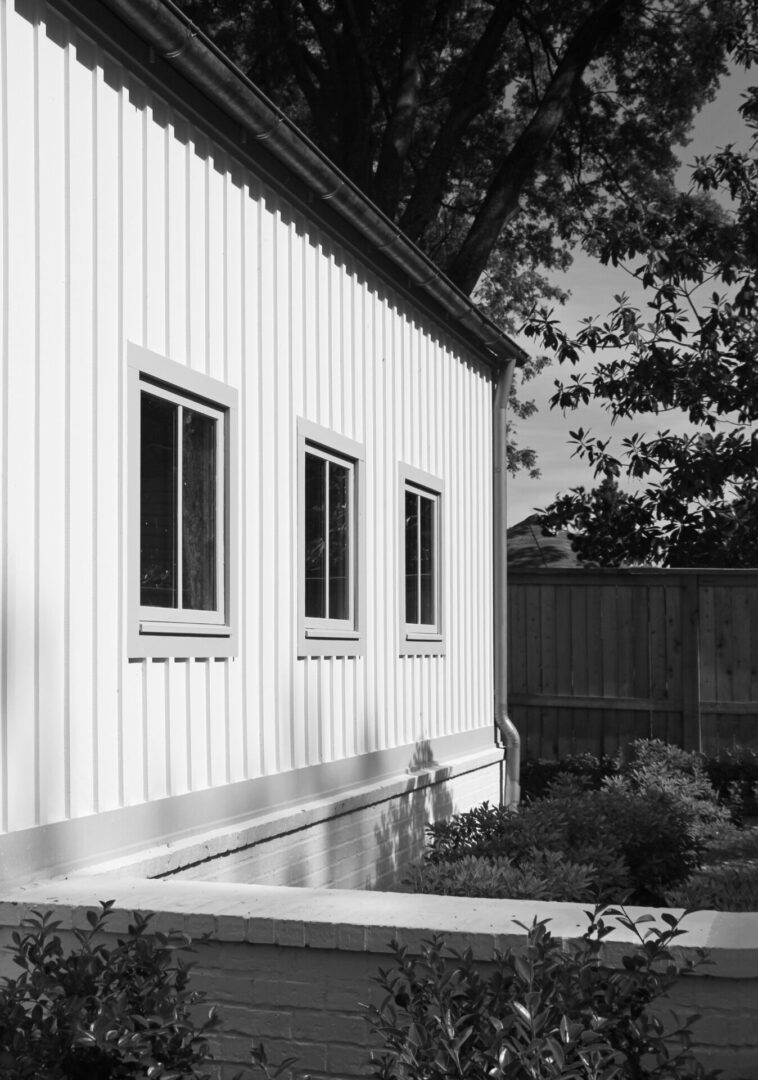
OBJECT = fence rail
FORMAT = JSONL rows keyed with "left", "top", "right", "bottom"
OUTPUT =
{"left": 508, "top": 568, "right": 758, "bottom": 759}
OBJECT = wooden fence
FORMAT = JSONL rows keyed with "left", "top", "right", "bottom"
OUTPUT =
{"left": 508, "top": 568, "right": 758, "bottom": 759}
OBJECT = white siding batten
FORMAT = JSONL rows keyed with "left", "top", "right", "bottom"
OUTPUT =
{"left": 0, "top": 0, "right": 507, "bottom": 884}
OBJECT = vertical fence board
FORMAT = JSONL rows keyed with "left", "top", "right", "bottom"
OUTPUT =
{"left": 600, "top": 586, "right": 618, "bottom": 700}
{"left": 509, "top": 570, "right": 758, "bottom": 759}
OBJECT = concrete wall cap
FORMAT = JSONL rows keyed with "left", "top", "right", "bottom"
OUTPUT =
{"left": 3, "top": 878, "right": 757, "bottom": 978}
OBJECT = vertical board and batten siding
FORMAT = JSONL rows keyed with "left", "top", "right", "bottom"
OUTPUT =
{"left": 0, "top": 1, "right": 495, "bottom": 840}
{"left": 509, "top": 569, "right": 758, "bottom": 758}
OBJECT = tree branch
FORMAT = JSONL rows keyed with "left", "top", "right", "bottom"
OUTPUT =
{"left": 336, "top": 0, "right": 392, "bottom": 120}
{"left": 372, "top": 2, "right": 430, "bottom": 216}
{"left": 447, "top": 0, "right": 630, "bottom": 294}
{"left": 399, "top": 0, "right": 521, "bottom": 240}
{"left": 269, "top": 2, "right": 335, "bottom": 145}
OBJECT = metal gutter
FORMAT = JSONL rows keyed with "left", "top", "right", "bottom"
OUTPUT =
{"left": 97, "top": 0, "right": 528, "bottom": 371}
{"left": 494, "top": 363, "right": 521, "bottom": 807}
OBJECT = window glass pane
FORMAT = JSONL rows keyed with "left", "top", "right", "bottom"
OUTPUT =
{"left": 182, "top": 407, "right": 217, "bottom": 611}
{"left": 141, "top": 392, "right": 178, "bottom": 608}
{"left": 419, "top": 494, "right": 435, "bottom": 625}
{"left": 405, "top": 490, "right": 418, "bottom": 624}
{"left": 328, "top": 461, "right": 350, "bottom": 620}
{"left": 305, "top": 452, "right": 326, "bottom": 618}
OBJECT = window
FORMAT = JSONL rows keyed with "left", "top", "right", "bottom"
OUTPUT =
{"left": 128, "top": 344, "right": 237, "bottom": 658}
{"left": 298, "top": 419, "right": 364, "bottom": 657}
{"left": 400, "top": 465, "right": 444, "bottom": 655}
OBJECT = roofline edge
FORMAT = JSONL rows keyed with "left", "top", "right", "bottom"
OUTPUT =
{"left": 94, "top": 0, "right": 529, "bottom": 369}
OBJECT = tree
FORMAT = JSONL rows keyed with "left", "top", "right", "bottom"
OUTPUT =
{"left": 176, "top": 0, "right": 756, "bottom": 476}
{"left": 525, "top": 88, "right": 758, "bottom": 567}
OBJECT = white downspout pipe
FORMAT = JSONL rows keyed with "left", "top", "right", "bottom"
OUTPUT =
{"left": 494, "top": 360, "right": 521, "bottom": 807}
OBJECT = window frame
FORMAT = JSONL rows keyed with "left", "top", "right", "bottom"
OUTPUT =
{"left": 399, "top": 464, "right": 445, "bottom": 656}
{"left": 127, "top": 343, "right": 238, "bottom": 659}
{"left": 297, "top": 418, "right": 365, "bottom": 658}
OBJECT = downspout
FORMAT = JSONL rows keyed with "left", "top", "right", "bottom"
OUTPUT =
{"left": 494, "top": 360, "right": 521, "bottom": 807}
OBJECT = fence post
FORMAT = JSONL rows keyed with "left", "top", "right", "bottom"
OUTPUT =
{"left": 681, "top": 573, "right": 702, "bottom": 752}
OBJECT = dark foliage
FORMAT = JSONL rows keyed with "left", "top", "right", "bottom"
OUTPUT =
{"left": 406, "top": 850, "right": 609, "bottom": 903}
{"left": 0, "top": 902, "right": 219, "bottom": 1079}
{"left": 174, "top": 0, "right": 757, "bottom": 481}
{"left": 520, "top": 753, "right": 616, "bottom": 799}
{"left": 526, "top": 90, "right": 758, "bottom": 566}
{"left": 421, "top": 787, "right": 700, "bottom": 904}
{"left": 701, "top": 745, "right": 758, "bottom": 819}
{"left": 367, "top": 908, "right": 716, "bottom": 1079}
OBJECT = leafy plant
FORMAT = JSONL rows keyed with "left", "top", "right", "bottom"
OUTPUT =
{"left": 422, "top": 782, "right": 700, "bottom": 903}
{"left": 609, "top": 739, "right": 735, "bottom": 846}
{"left": 521, "top": 755, "right": 616, "bottom": 801}
{"left": 702, "top": 745, "right": 758, "bottom": 820}
{"left": 367, "top": 907, "right": 715, "bottom": 1080}
{"left": 0, "top": 901, "right": 219, "bottom": 1079}
{"left": 525, "top": 92, "right": 758, "bottom": 568}
{"left": 406, "top": 851, "right": 608, "bottom": 904}
{"left": 666, "top": 862, "right": 758, "bottom": 913}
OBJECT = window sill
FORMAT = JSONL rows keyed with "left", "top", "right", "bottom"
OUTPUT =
{"left": 298, "top": 632, "right": 364, "bottom": 658}
{"left": 140, "top": 621, "right": 230, "bottom": 636}
{"left": 400, "top": 635, "right": 446, "bottom": 657}
{"left": 129, "top": 627, "right": 236, "bottom": 659}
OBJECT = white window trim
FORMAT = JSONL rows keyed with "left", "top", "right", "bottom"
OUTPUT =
{"left": 298, "top": 418, "right": 365, "bottom": 658}
{"left": 399, "top": 463, "right": 445, "bottom": 657}
{"left": 127, "top": 343, "right": 238, "bottom": 659}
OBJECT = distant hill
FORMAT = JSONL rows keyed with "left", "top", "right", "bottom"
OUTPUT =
{"left": 507, "top": 514, "right": 584, "bottom": 568}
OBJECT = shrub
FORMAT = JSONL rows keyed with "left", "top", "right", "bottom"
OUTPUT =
{"left": 406, "top": 851, "right": 607, "bottom": 903}
{"left": 422, "top": 785, "right": 701, "bottom": 902}
{"left": 522, "top": 740, "right": 758, "bottom": 824}
{"left": 0, "top": 901, "right": 219, "bottom": 1079}
{"left": 611, "top": 738, "right": 734, "bottom": 846}
{"left": 702, "top": 745, "right": 758, "bottom": 819}
{"left": 366, "top": 907, "right": 715, "bottom": 1080}
{"left": 521, "top": 753, "right": 616, "bottom": 800}
{"left": 666, "top": 863, "right": 758, "bottom": 912}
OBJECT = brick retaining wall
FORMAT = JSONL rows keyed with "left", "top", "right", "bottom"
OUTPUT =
{"left": 1, "top": 880, "right": 757, "bottom": 1079}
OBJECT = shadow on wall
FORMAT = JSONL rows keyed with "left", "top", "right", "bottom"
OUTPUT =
{"left": 370, "top": 740, "right": 453, "bottom": 891}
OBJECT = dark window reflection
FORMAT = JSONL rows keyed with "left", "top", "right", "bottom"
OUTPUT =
{"left": 182, "top": 407, "right": 217, "bottom": 611}
{"left": 406, "top": 488, "right": 436, "bottom": 627}
{"left": 419, "top": 495, "right": 435, "bottom": 625}
{"left": 305, "top": 452, "right": 327, "bottom": 618}
{"left": 405, "top": 491, "right": 418, "bottom": 624}
{"left": 328, "top": 462, "right": 350, "bottom": 620}
{"left": 305, "top": 450, "right": 351, "bottom": 621}
{"left": 141, "top": 393, "right": 178, "bottom": 607}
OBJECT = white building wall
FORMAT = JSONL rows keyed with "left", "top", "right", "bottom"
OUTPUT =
{"left": 0, "top": 0, "right": 495, "bottom": 846}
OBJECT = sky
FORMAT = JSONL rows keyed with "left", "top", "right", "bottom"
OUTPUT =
{"left": 506, "top": 65, "right": 756, "bottom": 525}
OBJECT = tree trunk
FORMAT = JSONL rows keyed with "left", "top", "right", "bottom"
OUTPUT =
{"left": 446, "top": 0, "right": 627, "bottom": 295}
{"left": 400, "top": 0, "right": 521, "bottom": 242}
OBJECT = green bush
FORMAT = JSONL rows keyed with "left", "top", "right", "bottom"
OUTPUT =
{"left": 406, "top": 850, "right": 610, "bottom": 903}
{"left": 522, "top": 739, "right": 758, "bottom": 822}
{"left": 666, "top": 862, "right": 758, "bottom": 912}
{"left": 611, "top": 739, "right": 735, "bottom": 846}
{"left": 521, "top": 753, "right": 616, "bottom": 800}
{"left": 422, "top": 784, "right": 701, "bottom": 902}
{"left": 366, "top": 907, "right": 715, "bottom": 1080}
{"left": 0, "top": 902, "right": 219, "bottom": 1079}
{"left": 702, "top": 745, "right": 758, "bottom": 820}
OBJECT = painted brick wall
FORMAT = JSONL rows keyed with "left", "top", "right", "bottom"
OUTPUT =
{"left": 195, "top": 940, "right": 381, "bottom": 1078}
{"left": 167, "top": 753, "right": 501, "bottom": 889}
{"left": 193, "top": 936, "right": 758, "bottom": 1080}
